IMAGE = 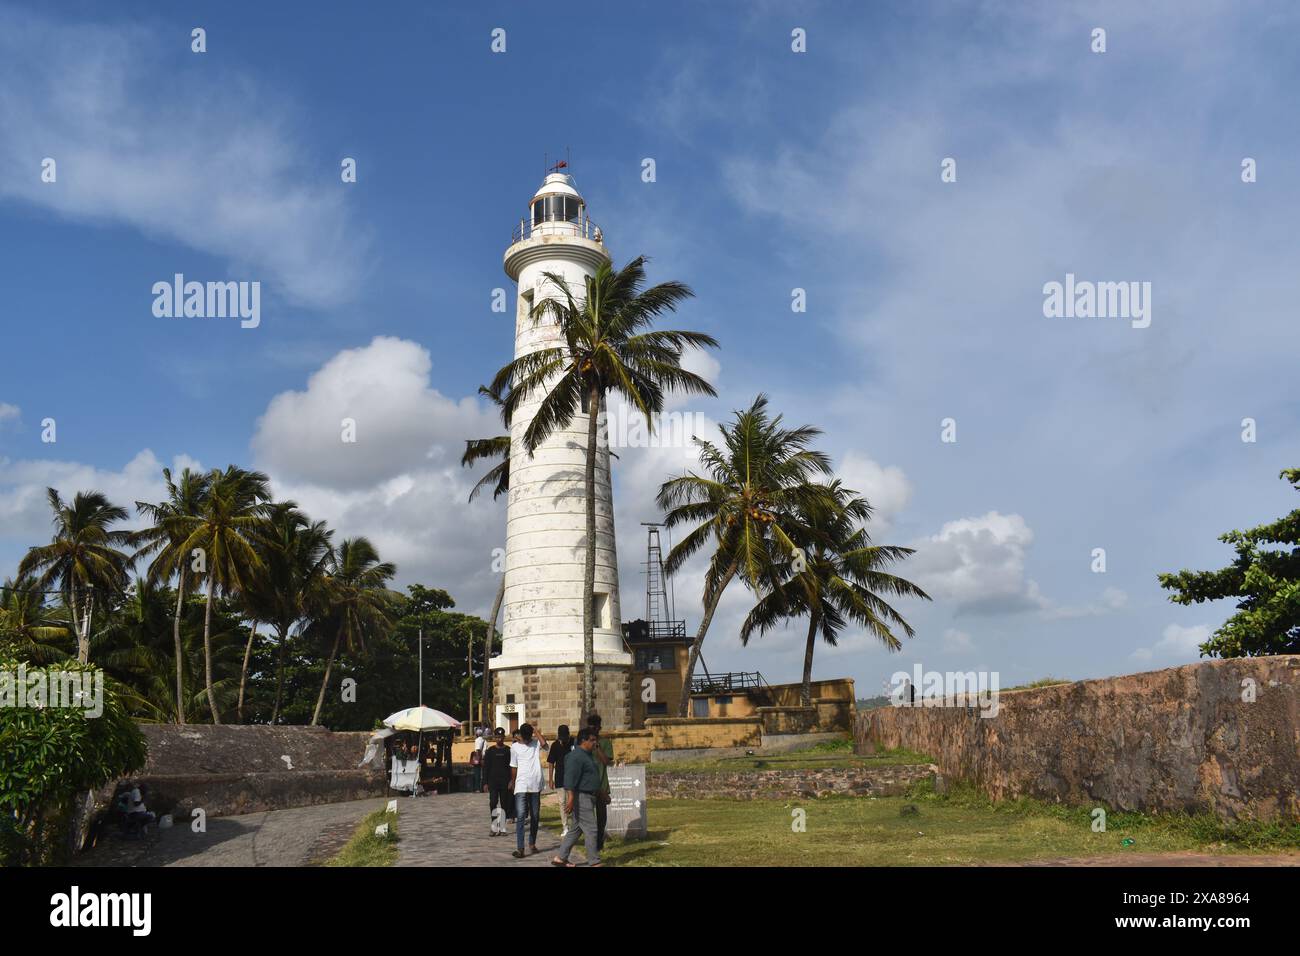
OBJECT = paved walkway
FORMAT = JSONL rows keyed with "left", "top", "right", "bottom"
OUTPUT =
{"left": 73, "top": 797, "right": 389, "bottom": 867}
{"left": 75, "top": 791, "right": 596, "bottom": 867}
{"left": 395, "top": 791, "right": 597, "bottom": 867}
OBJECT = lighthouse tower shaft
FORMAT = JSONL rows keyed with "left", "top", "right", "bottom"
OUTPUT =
{"left": 489, "top": 173, "right": 631, "bottom": 734}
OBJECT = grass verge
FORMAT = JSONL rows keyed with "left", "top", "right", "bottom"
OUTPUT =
{"left": 325, "top": 808, "right": 399, "bottom": 867}
{"left": 538, "top": 781, "right": 1299, "bottom": 867}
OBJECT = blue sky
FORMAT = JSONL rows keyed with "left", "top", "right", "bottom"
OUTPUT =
{"left": 1, "top": 0, "right": 1297, "bottom": 697}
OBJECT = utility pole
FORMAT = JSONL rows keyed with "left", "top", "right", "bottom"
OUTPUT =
{"left": 466, "top": 625, "right": 473, "bottom": 736}
{"left": 418, "top": 628, "right": 423, "bottom": 709}
{"left": 481, "top": 618, "right": 492, "bottom": 731}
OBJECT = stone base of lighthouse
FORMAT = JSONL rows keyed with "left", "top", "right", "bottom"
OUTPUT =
{"left": 491, "top": 664, "right": 630, "bottom": 736}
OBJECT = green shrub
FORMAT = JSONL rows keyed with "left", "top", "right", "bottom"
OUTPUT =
{"left": 0, "top": 657, "right": 147, "bottom": 865}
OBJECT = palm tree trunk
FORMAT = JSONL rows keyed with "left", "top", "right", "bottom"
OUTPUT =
{"left": 677, "top": 561, "right": 738, "bottom": 716}
{"left": 79, "top": 591, "right": 94, "bottom": 664}
{"left": 483, "top": 575, "right": 503, "bottom": 726}
{"left": 173, "top": 567, "right": 187, "bottom": 724}
{"left": 311, "top": 631, "right": 342, "bottom": 726}
{"left": 237, "top": 621, "right": 257, "bottom": 723}
{"left": 271, "top": 625, "right": 289, "bottom": 724}
{"left": 581, "top": 384, "right": 600, "bottom": 721}
{"left": 801, "top": 614, "right": 819, "bottom": 707}
{"left": 203, "top": 573, "right": 221, "bottom": 724}
{"left": 69, "top": 581, "right": 89, "bottom": 664}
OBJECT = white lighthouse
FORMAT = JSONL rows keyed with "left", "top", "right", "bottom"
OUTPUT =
{"left": 490, "top": 171, "right": 631, "bottom": 734}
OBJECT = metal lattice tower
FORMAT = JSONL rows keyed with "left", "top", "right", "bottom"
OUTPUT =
{"left": 641, "top": 522, "right": 684, "bottom": 641}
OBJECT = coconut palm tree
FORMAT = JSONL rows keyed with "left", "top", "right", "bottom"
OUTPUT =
{"left": 740, "top": 480, "right": 931, "bottom": 705}
{"left": 90, "top": 579, "right": 185, "bottom": 720}
{"left": 490, "top": 256, "right": 718, "bottom": 716}
{"left": 0, "top": 578, "right": 71, "bottom": 663}
{"left": 462, "top": 381, "right": 512, "bottom": 725}
{"left": 242, "top": 501, "right": 333, "bottom": 724}
{"left": 172, "top": 466, "right": 272, "bottom": 723}
{"left": 310, "top": 537, "right": 398, "bottom": 726}
{"left": 133, "top": 466, "right": 212, "bottom": 723}
{"left": 18, "top": 489, "right": 132, "bottom": 664}
{"left": 657, "top": 395, "right": 836, "bottom": 715}
{"left": 463, "top": 383, "right": 512, "bottom": 503}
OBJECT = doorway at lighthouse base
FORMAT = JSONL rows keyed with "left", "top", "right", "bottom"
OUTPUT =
{"left": 492, "top": 664, "right": 631, "bottom": 735}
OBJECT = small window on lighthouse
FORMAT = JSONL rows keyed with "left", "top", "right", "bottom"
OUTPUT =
{"left": 592, "top": 592, "right": 610, "bottom": 629}
{"left": 531, "top": 200, "right": 544, "bottom": 226}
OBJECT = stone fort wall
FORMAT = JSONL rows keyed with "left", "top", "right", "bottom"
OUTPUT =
{"left": 855, "top": 655, "right": 1300, "bottom": 821}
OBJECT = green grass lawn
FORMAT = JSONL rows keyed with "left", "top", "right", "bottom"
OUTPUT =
{"left": 539, "top": 782, "right": 1300, "bottom": 867}
{"left": 325, "top": 808, "right": 399, "bottom": 867}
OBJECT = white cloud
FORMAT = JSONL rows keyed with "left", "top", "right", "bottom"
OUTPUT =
{"left": 837, "top": 452, "right": 912, "bottom": 530}
{"left": 0, "top": 7, "right": 367, "bottom": 309}
{"left": 252, "top": 336, "right": 498, "bottom": 490}
{"left": 0, "top": 403, "right": 19, "bottom": 425}
{"left": 674, "top": 347, "right": 720, "bottom": 407}
{"left": 247, "top": 335, "right": 511, "bottom": 617}
{"left": 1133, "top": 623, "right": 1212, "bottom": 662}
{"left": 0, "top": 450, "right": 201, "bottom": 571}
{"left": 907, "top": 511, "right": 1048, "bottom": 615}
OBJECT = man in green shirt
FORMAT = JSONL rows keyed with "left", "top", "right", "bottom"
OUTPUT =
{"left": 551, "top": 729, "right": 602, "bottom": 867}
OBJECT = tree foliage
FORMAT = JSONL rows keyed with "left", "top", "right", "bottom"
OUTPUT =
{"left": 1158, "top": 468, "right": 1300, "bottom": 657}
{"left": 0, "top": 657, "right": 147, "bottom": 865}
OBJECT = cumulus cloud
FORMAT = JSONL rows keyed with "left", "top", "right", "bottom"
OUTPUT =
{"left": 252, "top": 336, "right": 499, "bottom": 490}
{"left": 0, "top": 7, "right": 367, "bottom": 308}
{"left": 244, "top": 335, "right": 512, "bottom": 616}
{"left": 0, "top": 450, "right": 202, "bottom": 573}
{"left": 265, "top": 472, "right": 505, "bottom": 620}
{"left": 837, "top": 452, "right": 912, "bottom": 530}
{"left": 1133, "top": 624, "right": 1212, "bottom": 662}
{"left": 0, "top": 403, "right": 19, "bottom": 425}
{"left": 906, "top": 512, "right": 1047, "bottom": 615}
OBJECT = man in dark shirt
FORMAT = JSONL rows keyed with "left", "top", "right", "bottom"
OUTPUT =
{"left": 547, "top": 725, "right": 574, "bottom": 836}
{"left": 482, "top": 727, "right": 515, "bottom": 829}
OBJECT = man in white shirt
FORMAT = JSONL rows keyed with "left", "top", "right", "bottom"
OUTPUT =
{"left": 509, "top": 723, "right": 548, "bottom": 858}
{"left": 472, "top": 728, "right": 487, "bottom": 792}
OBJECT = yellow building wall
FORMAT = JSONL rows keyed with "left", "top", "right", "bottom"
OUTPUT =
{"left": 644, "top": 717, "right": 763, "bottom": 751}
{"left": 629, "top": 643, "right": 690, "bottom": 728}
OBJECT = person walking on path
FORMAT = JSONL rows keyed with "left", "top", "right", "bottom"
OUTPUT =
{"left": 586, "top": 713, "right": 614, "bottom": 852}
{"left": 551, "top": 728, "right": 603, "bottom": 867}
{"left": 547, "top": 724, "right": 573, "bottom": 836}
{"left": 509, "top": 723, "right": 548, "bottom": 858}
{"left": 483, "top": 727, "right": 514, "bottom": 832}
{"left": 471, "top": 727, "right": 487, "bottom": 793}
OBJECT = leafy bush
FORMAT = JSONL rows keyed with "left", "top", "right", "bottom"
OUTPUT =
{"left": 0, "top": 657, "right": 147, "bottom": 865}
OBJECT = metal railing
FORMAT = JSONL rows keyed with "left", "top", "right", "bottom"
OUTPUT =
{"left": 691, "top": 671, "right": 769, "bottom": 694}
{"left": 511, "top": 213, "right": 603, "bottom": 244}
{"left": 645, "top": 620, "right": 687, "bottom": 641}
{"left": 623, "top": 619, "right": 688, "bottom": 643}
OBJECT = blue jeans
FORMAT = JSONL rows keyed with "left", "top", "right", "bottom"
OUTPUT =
{"left": 515, "top": 791, "right": 540, "bottom": 851}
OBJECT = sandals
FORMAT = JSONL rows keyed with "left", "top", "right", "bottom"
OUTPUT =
{"left": 551, "top": 857, "right": 575, "bottom": 867}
